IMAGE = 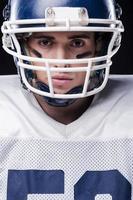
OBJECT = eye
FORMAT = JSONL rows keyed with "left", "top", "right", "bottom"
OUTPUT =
{"left": 70, "top": 39, "right": 85, "bottom": 48}
{"left": 38, "top": 39, "right": 53, "bottom": 47}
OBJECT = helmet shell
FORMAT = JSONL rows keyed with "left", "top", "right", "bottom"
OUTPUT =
{"left": 8, "top": 0, "right": 116, "bottom": 20}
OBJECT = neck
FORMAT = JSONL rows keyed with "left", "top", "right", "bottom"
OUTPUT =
{"left": 34, "top": 94, "right": 94, "bottom": 125}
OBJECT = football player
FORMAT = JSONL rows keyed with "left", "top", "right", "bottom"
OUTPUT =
{"left": 0, "top": 0, "right": 133, "bottom": 199}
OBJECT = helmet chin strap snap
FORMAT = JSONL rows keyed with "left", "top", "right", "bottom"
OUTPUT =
{"left": 35, "top": 81, "right": 83, "bottom": 107}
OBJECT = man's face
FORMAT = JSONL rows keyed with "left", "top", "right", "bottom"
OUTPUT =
{"left": 26, "top": 32, "right": 98, "bottom": 94}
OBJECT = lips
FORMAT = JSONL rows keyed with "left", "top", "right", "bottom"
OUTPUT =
{"left": 52, "top": 74, "right": 73, "bottom": 86}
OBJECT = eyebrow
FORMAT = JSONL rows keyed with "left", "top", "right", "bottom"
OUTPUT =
{"left": 68, "top": 34, "right": 91, "bottom": 39}
{"left": 32, "top": 35, "right": 55, "bottom": 40}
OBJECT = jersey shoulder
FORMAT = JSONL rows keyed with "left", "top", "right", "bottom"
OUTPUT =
{"left": 0, "top": 75, "right": 20, "bottom": 93}
{"left": 0, "top": 75, "right": 27, "bottom": 136}
{"left": 90, "top": 75, "right": 133, "bottom": 139}
{"left": 106, "top": 75, "right": 133, "bottom": 94}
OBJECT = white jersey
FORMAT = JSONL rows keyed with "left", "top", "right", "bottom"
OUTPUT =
{"left": 0, "top": 75, "right": 133, "bottom": 200}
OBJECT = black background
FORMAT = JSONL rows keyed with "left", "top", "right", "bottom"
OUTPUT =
{"left": 0, "top": 0, "right": 133, "bottom": 75}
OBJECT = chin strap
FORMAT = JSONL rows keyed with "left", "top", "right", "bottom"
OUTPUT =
{"left": 36, "top": 81, "right": 83, "bottom": 107}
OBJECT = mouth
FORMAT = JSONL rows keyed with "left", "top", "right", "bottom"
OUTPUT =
{"left": 52, "top": 75, "right": 73, "bottom": 86}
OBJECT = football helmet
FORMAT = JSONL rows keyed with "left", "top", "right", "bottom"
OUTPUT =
{"left": 1, "top": 0, "right": 124, "bottom": 106}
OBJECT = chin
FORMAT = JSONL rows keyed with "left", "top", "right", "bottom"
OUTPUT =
{"left": 54, "top": 88, "right": 72, "bottom": 94}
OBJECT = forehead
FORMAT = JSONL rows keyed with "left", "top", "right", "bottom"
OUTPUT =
{"left": 31, "top": 31, "right": 95, "bottom": 39}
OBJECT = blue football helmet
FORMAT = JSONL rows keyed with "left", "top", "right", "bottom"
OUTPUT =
{"left": 1, "top": 0, "right": 124, "bottom": 106}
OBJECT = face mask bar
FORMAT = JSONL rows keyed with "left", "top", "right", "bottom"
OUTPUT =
{"left": 2, "top": 17, "right": 124, "bottom": 33}
{"left": 1, "top": 17, "right": 124, "bottom": 99}
{"left": 19, "top": 59, "right": 111, "bottom": 98}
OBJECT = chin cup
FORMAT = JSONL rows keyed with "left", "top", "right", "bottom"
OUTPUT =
{"left": 36, "top": 81, "right": 83, "bottom": 107}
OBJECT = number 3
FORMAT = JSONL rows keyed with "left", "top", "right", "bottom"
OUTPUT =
{"left": 7, "top": 169, "right": 131, "bottom": 200}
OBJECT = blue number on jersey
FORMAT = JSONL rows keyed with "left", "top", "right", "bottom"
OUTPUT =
{"left": 7, "top": 169, "right": 131, "bottom": 200}
{"left": 7, "top": 170, "right": 64, "bottom": 200}
{"left": 74, "top": 170, "right": 131, "bottom": 199}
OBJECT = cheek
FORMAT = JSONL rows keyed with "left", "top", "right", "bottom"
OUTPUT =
{"left": 87, "top": 40, "right": 96, "bottom": 54}
{"left": 74, "top": 72, "right": 86, "bottom": 85}
{"left": 89, "top": 43, "right": 96, "bottom": 55}
{"left": 28, "top": 43, "right": 54, "bottom": 59}
{"left": 35, "top": 71, "right": 48, "bottom": 84}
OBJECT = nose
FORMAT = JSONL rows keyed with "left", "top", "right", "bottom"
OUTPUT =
{"left": 54, "top": 46, "right": 70, "bottom": 68}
